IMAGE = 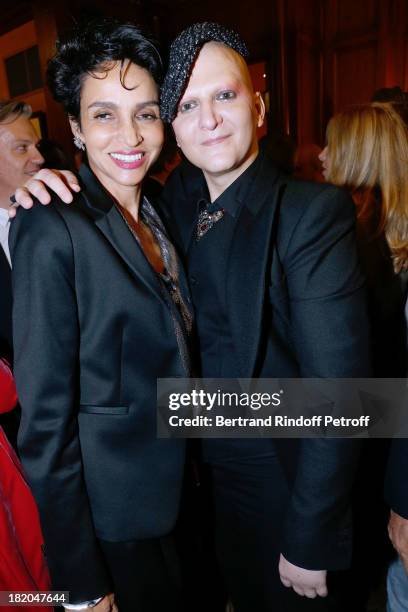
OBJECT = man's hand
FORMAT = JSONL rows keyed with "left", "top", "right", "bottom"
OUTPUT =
{"left": 388, "top": 510, "right": 408, "bottom": 574}
{"left": 279, "top": 554, "right": 328, "bottom": 598}
{"left": 64, "top": 593, "right": 118, "bottom": 612}
{"left": 9, "top": 168, "right": 80, "bottom": 218}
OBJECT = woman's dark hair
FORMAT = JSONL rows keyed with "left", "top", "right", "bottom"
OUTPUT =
{"left": 47, "top": 17, "right": 163, "bottom": 121}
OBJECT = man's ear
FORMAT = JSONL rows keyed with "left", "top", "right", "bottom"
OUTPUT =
{"left": 254, "top": 92, "right": 266, "bottom": 128}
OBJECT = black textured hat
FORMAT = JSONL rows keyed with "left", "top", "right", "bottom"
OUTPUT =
{"left": 160, "top": 22, "right": 249, "bottom": 123}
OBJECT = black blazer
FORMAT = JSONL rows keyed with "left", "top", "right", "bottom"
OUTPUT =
{"left": 9, "top": 165, "right": 190, "bottom": 602}
{"left": 159, "top": 153, "right": 372, "bottom": 571}
{"left": 385, "top": 439, "right": 408, "bottom": 518}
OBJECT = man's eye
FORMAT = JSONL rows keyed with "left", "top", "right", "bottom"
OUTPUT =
{"left": 216, "top": 91, "right": 236, "bottom": 101}
{"left": 15, "top": 145, "right": 28, "bottom": 153}
{"left": 179, "top": 101, "right": 197, "bottom": 113}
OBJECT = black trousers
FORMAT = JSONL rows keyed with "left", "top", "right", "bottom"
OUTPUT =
{"left": 99, "top": 534, "right": 182, "bottom": 612}
{"left": 211, "top": 457, "right": 342, "bottom": 612}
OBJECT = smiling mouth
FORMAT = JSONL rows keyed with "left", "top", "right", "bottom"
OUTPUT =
{"left": 109, "top": 152, "right": 145, "bottom": 162}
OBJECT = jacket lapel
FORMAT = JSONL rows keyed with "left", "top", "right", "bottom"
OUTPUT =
{"left": 159, "top": 161, "right": 205, "bottom": 256}
{"left": 174, "top": 198, "right": 197, "bottom": 254}
{"left": 227, "top": 156, "right": 285, "bottom": 377}
{"left": 77, "top": 165, "right": 163, "bottom": 299}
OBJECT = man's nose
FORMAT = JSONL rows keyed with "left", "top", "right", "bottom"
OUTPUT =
{"left": 32, "top": 147, "right": 45, "bottom": 167}
{"left": 199, "top": 101, "right": 221, "bottom": 131}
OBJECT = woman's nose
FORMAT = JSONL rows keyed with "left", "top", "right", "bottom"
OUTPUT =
{"left": 120, "top": 120, "right": 143, "bottom": 147}
{"left": 318, "top": 146, "right": 327, "bottom": 162}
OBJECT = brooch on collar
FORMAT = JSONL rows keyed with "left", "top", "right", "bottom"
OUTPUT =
{"left": 196, "top": 208, "right": 225, "bottom": 241}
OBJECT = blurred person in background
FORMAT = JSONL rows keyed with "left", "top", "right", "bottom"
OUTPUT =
{"left": 370, "top": 87, "right": 408, "bottom": 612}
{"left": 320, "top": 102, "right": 408, "bottom": 611}
{"left": 0, "top": 101, "right": 48, "bottom": 607}
{"left": 0, "top": 357, "right": 50, "bottom": 608}
{"left": 0, "top": 100, "right": 44, "bottom": 448}
{"left": 320, "top": 103, "right": 408, "bottom": 376}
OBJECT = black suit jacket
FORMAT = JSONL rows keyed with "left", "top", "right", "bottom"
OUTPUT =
{"left": 385, "top": 440, "right": 408, "bottom": 518}
{"left": 9, "top": 165, "right": 189, "bottom": 602}
{"left": 159, "top": 153, "right": 372, "bottom": 571}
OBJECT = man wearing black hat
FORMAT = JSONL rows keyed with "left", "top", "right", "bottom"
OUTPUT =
{"left": 11, "top": 22, "right": 370, "bottom": 612}
{"left": 159, "top": 23, "right": 370, "bottom": 611}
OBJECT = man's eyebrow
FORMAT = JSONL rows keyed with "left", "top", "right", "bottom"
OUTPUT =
{"left": 179, "top": 81, "right": 242, "bottom": 100}
{"left": 13, "top": 139, "right": 36, "bottom": 145}
{"left": 87, "top": 100, "right": 159, "bottom": 110}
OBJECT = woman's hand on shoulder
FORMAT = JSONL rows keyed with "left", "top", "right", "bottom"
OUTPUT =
{"left": 9, "top": 168, "right": 81, "bottom": 218}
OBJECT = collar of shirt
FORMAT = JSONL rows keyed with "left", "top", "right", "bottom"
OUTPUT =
{"left": 195, "top": 151, "right": 263, "bottom": 218}
{"left": 0, "top": 207, "right": 11, "bottom": 266}
{"left": 0, "top": 207, "right": 10, "bottom": 228}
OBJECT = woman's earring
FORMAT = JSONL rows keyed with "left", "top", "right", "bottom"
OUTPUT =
{"left": 73, "top": 135, "right": 85, "bottom": 151}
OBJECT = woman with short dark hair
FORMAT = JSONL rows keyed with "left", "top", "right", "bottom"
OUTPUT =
{"left": 10, "top": 17, "right": 191, "bottom": 612}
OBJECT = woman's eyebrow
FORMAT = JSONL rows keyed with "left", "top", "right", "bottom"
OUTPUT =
{"left": 134, "top": 100, "right": 160, "bottom": 109}
{"left": 87, "top": 100, "right": 159, "bottom": 110}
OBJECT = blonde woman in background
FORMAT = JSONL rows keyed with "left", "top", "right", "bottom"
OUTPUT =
{"left": 320, "top": 102, "right": 408, "bottom": 612}
{"left": 320, "top": 102, "right": 408, "bottom": 374}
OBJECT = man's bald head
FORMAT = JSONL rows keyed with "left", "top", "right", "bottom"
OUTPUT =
{"left": 203, "top": 41, "right": 254, "bottom": 91}
{"left": 160, "top": 22, "right": 249, "bottom": 123}
{"left": 170, "top": 35, "right": 265, "bottom": 200}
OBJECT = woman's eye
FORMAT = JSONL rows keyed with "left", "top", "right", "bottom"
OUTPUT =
{"left": 216, "top": 91, "right": 236, "bottom": 101}
{"left": 179, "top": 101, "right": 197, "bottom": 113}
{"left": 137, "top": 112, "right": 158, "bottom": 121}
{"left": 94, "top": 112, "right": 112, "bottom": 120}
